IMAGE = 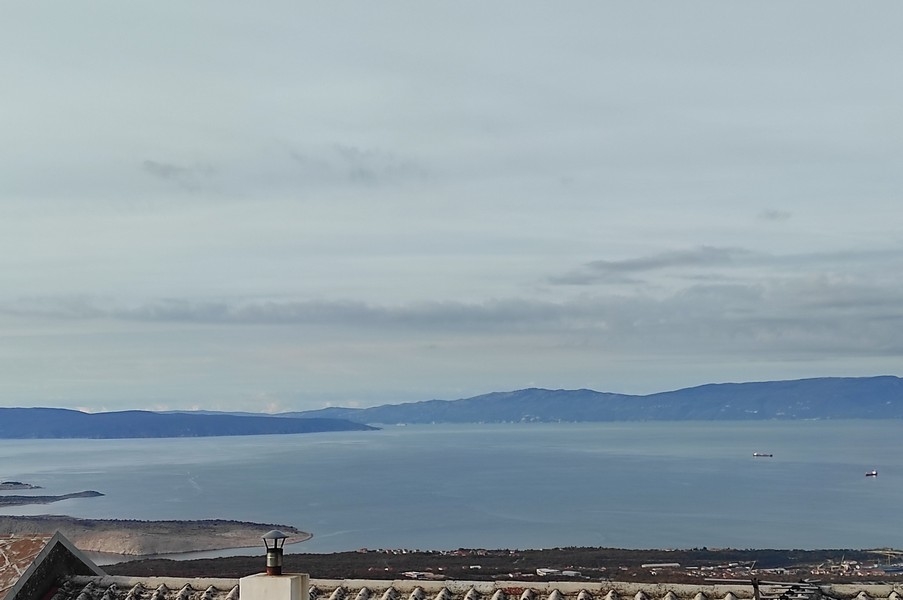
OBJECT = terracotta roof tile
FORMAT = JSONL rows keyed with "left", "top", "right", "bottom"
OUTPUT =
{"left": 45, "top": 577, "right": 903, "bottom": 600}
{"left": 0, "top": 534, "right": 54, "bottom": 600}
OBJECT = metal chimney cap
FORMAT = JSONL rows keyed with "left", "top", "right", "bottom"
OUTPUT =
{"left": 263, "top": 530, "right": 289, "bottom": 541}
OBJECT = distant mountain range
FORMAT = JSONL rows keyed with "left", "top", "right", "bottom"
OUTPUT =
{"left": 0, "top": 408, "right": 375, "bottom": 439}
{"left": 291, "top": 376, "right": 903, "bottom": 424}
{"left": 3, "top": 376, "right": 900, "bottom": 439}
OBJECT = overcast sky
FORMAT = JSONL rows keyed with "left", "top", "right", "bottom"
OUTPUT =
{"left": 2, "top": 2, "right": 902, "bottom": 412}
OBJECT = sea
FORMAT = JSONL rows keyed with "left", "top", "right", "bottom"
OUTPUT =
{"left": 1, "top": 421, "right": 901, "bottom": 558}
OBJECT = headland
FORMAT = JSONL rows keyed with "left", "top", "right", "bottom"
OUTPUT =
{"left": 0, "top": 515, "right": 310, "bottom": 556}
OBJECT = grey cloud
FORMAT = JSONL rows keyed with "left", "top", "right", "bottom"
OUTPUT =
{"left": 105, "top": 298, "right": 576, "bottom": 332}
{"left": 601, "top": 279, "right": 903, "bottom": 359}
{"left": 289, "top": 144, "right": 428, "bottom": 187}
{"left": 142, "top": 160, "right": 216, "bottom": 192}
{"left": 551, "top": 246, "right": 757, "bottom": 285}
{"left": 758, "top": 209, "right": 792, "bottom": 221}
{"left": 6, "top": 274, "right": 903, "bottom": 360}
{"left": 0, "top": 294, "right": 640, "bottom": 331}
{"left": 780, "top": 247, "right": 903, "bottom": 270}
{"left": 0, "top": 296, "right": 489, "bottom": 328}
{"left": 3, "top": 295, "right": 107, "bottom": 320}
{"left": 335, "top": 144, "right": 427, "bottom": 185}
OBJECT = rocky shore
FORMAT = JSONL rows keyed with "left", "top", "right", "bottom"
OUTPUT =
{"left": 0, "top": 515, "right": 310, "bottom": 556}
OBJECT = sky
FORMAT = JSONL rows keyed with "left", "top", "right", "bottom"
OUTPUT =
{"left": 2, "top": 3, "right": 902, "bottom": 413}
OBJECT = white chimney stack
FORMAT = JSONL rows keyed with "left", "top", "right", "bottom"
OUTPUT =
{"left": 239, "top": 530, "right": 309, "bottom": 600}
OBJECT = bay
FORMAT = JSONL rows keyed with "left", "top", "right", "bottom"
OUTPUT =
{"left": 0, "top": 421, "right": 900, "bottom": 555}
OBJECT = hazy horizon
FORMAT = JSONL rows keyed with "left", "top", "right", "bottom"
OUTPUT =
{"left": 3, "top": 3, "right": 903, "bottom": 413}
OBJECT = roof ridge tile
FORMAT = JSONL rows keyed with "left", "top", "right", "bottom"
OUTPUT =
{"left": 329, "top": 587, "right": 347, "bottom": 600}
{"left": 124, "top": 583, "right": 144, "bottom": 600}
{"left": 150, "top": 583, "right": 169, "bottom": 600}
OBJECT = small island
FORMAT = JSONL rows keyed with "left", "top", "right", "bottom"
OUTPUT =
{"left": 0, "top": 481, "right": 42, "bottom": 490}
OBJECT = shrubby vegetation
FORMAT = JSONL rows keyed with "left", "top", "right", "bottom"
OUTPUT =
{"left": 107, "top": 547, "right": 895, "bottom": 582}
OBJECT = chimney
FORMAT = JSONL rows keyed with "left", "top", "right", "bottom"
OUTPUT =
{"left": 239, "top": 530, "right": 309, "bottom": 600}
{"left": 263, "top": 530, "right": 287, "bottom": 575}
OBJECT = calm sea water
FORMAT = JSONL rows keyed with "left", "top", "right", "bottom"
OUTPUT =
{"left": 1, "top": 421, "right": 900, "bottom": 555}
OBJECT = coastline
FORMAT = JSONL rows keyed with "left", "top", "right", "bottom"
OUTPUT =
{"left": 0, "top": 515, "right": 310, "bottom": 556}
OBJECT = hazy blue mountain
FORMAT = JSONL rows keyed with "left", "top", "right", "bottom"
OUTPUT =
{"left": 0, "top": 408, "right": 376, "bottom": 439}
{"left": 290, "top": 376, "right": 903, "bottom": 424}
{"left": 6, "top": 377, "right": 900, "bottom": 438}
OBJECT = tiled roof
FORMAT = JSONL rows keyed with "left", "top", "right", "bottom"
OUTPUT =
{"left": 58, "top": 577, "right": 240, "bottom": 600}
{"left": 0, "top": 534, "right": 53, "bottom": 600}
{"left": 9, "top": 532, "right": 899, "bottom": 600}
{"left": 51, "top": 576, "right": 903, "bottom": 600}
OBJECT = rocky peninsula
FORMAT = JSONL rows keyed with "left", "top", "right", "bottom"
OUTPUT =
{"left": 0, "top": 480, "right": 308, "bottom": 556}
{"left": 0, "top": 491, "right": 103, "bottom": 506}
{"left": 0, "top": 515, "right": 310, "bottom": 556}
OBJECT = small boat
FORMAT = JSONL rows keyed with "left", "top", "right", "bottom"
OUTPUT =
{"left": 752, "top": 452, "right": 773, "bottom": 457}
{"left": 865, "top": 470, "right": 878, "bottom": 477}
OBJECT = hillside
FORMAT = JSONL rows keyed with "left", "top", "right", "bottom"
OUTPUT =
{"left": 0, "top": 408, "right": 376, "bottom": 439}
{"left": 292, "top": 376, "right": 903, "bottom": 424}
{"left": 4, "top": 377, "right": 901, "bottom": 435}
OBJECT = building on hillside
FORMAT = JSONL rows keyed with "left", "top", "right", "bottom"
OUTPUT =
{"left": 1, "top": 533, "right": 901, "bottom": 600}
